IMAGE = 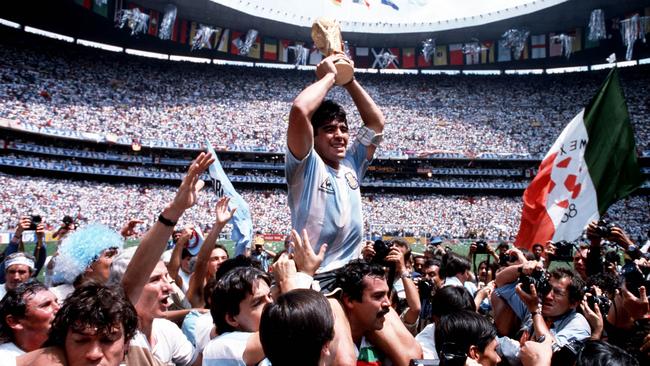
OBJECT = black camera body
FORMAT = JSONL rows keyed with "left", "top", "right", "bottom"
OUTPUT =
{"left": 518, "top": 269, "right": 552, "bottom": 297}
{"left": 62, "top": 215, "right": 74, "bottom": 225}
{"left": 28, "top": 215, "right": 42, "bottom": 230}
{"left": 621, "top": 262, "right": 645, "bottom": 297}
{"left": 474, "top": 240, "right": 489, "bottom": 254}
{"left": 586, "top": 292, "right": 611, "bottom": 315}
{"left": 549, "top": 240, "right": 574, "bottom": 262}
{"left": 372, "top": 239, "right": 392, "bottom": 264}
{"left": 595, "top": 218, "right": 614, "bottom": 237}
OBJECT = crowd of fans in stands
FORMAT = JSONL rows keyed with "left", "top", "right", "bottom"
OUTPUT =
{"left": 0, "top": 38, "right": 649, "bottom": 156}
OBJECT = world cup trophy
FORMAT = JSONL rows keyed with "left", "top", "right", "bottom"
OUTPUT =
{"left": 311, "top": 17, "right": 354, "bottom": 85}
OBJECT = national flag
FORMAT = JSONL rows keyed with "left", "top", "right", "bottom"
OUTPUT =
{"left": 179, "top": 19, "right": 189, "bottom": 44}
{"left": 515, "top": 68, "right": 643, "bottom": 249}
{"left": 75, "top": 0, "right": 92, "bottom": 9}
{"left": 189, "top": 22, "right": 199, "bottom": 44}
{"left": 309, "top": 45, "right": 323, "bottom": 65}
{"left": 148, "top": 10, "right": 159, "bottom": 36}
{"left": 531, "top": 34, "right": 546, "bottom": 59}
{"left": 248, "top": 35, "right": 261, "bottom": 59}
{"left": 381, "top": 0, "right": 399, "bottom": 11}
{"left": 211, "top": 28, "right": 223, "bottom": 49}
{"left": 480, "top": 41, "right": 495, "bottom": 63}
{"left": 569, "top": 28, "right": 583, "bottom": 53}
{"left": 417, "top": 46, "right": 432, "bottom": 67}
{"left": 230, "top": 31, "right": 243, "bottom": 54}
{"left": 263, "top": 37, "right": 278, "bottom": 60}
{"left": 205, "top": 141, "right": 254, "bottom": 256}
{"left": 515, "top": 43, "right": 529, "bottom": 60}
{"left": 217, "top": 29, "right": 230, "bottom": 52}
{"left": 352, "top": 0, "right": 371, "bottom": 8}
{"left": 92, "top": 0, "right": 108, "bottom": 17}
{"left": 371, "top": 48, "right": 398, "bottom": 69}
{"left": 433, "top": 45, "right": 447, "bottom": 66}
{"left": 170, "top": 18, "right": 179, "bottom": 42}
{"left": 549, "top": 33, "right": 563, "bottom": 57}
{"left": 449, "top": 44, "right": 463, "bottom": 65}
{"left": 464, "top": 43, "right": 480, "bottom": 65}
{"left": 355, "top": 47, "right": 370, "bottom": 68}
{"left": 497, "top": 40, "right": 511, "bottom": 62}
{"left": 402, "top": 48, "right": 416, "bottom": 68}
{"left": 279, "top": 39, "right": 291, "bottom": 62}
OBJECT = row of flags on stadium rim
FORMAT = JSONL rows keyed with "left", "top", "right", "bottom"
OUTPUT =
{"left": 75, "top": 1, "right": 650, "bottom": 66}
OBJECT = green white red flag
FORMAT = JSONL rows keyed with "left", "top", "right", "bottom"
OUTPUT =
{"left": 515, "top": 68, "right": 643, "bottom": 249}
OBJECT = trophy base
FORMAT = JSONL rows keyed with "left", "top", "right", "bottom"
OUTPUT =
{"left": 334, "top": 60, "right": 354, "bottom": 86}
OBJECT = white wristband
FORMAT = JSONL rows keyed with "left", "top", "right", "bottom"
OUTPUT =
{"left": 356, "top": 126, "right": 383, "bottom": 147}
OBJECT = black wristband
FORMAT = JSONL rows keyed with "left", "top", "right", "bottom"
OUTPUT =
{"left": 158, "top": 214, "right": 177, "bottom": 227}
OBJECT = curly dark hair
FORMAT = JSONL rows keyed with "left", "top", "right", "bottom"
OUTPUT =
{"left": 311, "top": 100, "right": 347, "bottom": 135}
{"left": 45, "top": 282, "right": 138, "bottom": 347}
{"left": 549, "top": 267, "right": 586, "bottom": 304}
{"left": 335, "top": 259, "right": 386, "bottom": 302}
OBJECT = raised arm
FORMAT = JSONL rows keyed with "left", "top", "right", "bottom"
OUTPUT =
{"left": 122, "top": 152, "right": 214, "bottom": 305}
{"left": 287, "top": 56, "right": 339, "bottom": 160}
{"left": 167, "top": 228, "right": 192, "bottom": 288}
{"left": 186, "top": 196, "right": 235, "bottom": 308}
{"left": 343, "top": 77, "right": 385, "bottom": 160}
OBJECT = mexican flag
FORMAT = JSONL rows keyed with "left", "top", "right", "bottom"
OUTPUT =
{"left": 515, "top": 68, "right": 643, "bottom": 249}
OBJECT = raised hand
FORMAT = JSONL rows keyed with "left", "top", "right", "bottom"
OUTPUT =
{"left": 214, "top": 196, "right": 237, "bottom": 227}
{"left": 167, "top": 152, "right": 214, "bottom": 220}
{"left": 290, "top": 229, "right": 326, "bottom": 276}
{"left": 120, "top": 218, "right": 144, "bottom": 238}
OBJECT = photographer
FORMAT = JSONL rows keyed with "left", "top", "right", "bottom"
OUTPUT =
{"left": 0, "top": 216, "right": 47, "bottom": 285}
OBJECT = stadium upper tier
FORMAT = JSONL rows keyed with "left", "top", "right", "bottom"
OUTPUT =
{"left": 0, "top": 33, "right": 648, "bottom": 157}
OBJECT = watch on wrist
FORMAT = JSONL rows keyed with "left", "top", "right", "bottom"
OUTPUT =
{"left": 400, "top": 272, "right": 412, "bottom": 280}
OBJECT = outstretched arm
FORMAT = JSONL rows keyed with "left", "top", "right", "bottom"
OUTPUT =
{"left": 122, "top": 153, "right": 214, "bottom": 305}
{"left": 343, "top": 78, "right": 385, "bottom": 160}
{"left": 287, "top": 55, "right": 339, "bottom": 160}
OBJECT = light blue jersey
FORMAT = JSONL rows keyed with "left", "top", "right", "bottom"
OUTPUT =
{"left": 286, "top": 140, "right": 370, "bottom": 273}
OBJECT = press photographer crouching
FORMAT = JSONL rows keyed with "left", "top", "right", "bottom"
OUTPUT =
{"left": 494, "top": 254, "right": 591, "bottom": 365}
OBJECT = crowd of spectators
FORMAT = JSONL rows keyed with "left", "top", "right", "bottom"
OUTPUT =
{"left": 1, "top": 173, "right": 648, "bottom": 240}
{"left": 1, "top": 36, "right": 649, "bottom": 157}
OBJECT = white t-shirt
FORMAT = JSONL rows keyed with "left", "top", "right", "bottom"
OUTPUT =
{"left": 0, "top": 283, "right": 6, "bottom": 300}
{"left": 182, "top": 311, "right": 214, "bottom": 353}
{"left": 0, "top": 342, "right": 24, "bottom": 365}
{"left": 415, "top": 323, "right": 439, "bottom": 361}
{"left": 202, "top": 331, "right": 250, "bottom": 366}
{"left": 179, "top": 269, "right": 191, "bottom": 294}
{"left": 131, "top": 318, "right": 197, "bottom": 366}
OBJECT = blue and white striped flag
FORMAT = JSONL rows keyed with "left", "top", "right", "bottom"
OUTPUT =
{"left": 205, "top": 140, "right": 253, "bottom": 256}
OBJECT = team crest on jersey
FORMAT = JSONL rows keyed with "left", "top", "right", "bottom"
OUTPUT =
{"left": 319, "top": 177, "right": 335, "bottom": 194}
{"left": 345, "top": 172, "right": 359, "bottom": 190}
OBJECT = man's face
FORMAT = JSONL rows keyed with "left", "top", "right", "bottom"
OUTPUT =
{"left": 413, "top": 258, "right": 425, "bottom": 274}
{"left": 533, "top": 245, "right": 543, "bottom": 259}
{"left": 423, "top": 265, "right": 443, "bottom": 288}
{"left": 573, "top": 248, "right": 588, "bottom": 279}
{"left": 6, "top": 264, "right": 31, "bottom": 290}
{"left": 232, "top": 279, "right": 272, "bottom": 332}
{"left": 87, "top": 247, "right": 119, "bottom": 283}
{"left": 541, "top": 276, "right": 575, "bottom": 318}
{"left": 347, "top": 275, "right": 390, "bottom": 333}
{"left": 180, "top": 256, "right": 191, "bottom": 273}
{"left": 477, "top": 338, "right": 501, "bottom": 366}
{"left": 135, "top": 262, "right": 173, "bottom": 319}
{"left": 18, "top": 290, "right": 60, "bottom": 337}
{"left": 314, "top": 120, "right": 349, "bottom": 168}
{"left": 207, "top": 248, "right": 228, "bottom": 277}
{"left": 64, "top": 325, "right": 126, "bottom": 366}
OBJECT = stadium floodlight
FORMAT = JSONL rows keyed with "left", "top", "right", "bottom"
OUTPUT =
{"left": 0, "top": 18, "right": 20, "bottom": 29}
{"left": 24, "top": 26, "right": 73, "bottom": 43}
{"left": 421, "top": 70, "right": 461, "bottom": 75}
{"left": 462, "top": 70, "right": 501, "bottom": 75}
{"left": 254, "top": 62, "right": 294, "bottom": 69}
{"left": 504, "top": 69, "right": 544, "bottom": 75}
{"left": 126, "top": 49, "right": 168, "bottom": 60}
{"left": 213, "top": 59, "right": 254, "bottom": 67}
{"left": 169, "top": 55, "right": 210, "bottom": 63}
{"left": 639, "top": 58, "right": 650, "bottom": 65}
{"left": 545, "top": 66, "right": 588, "bottom": 74}
{"left": 77, "top": 39, "right": 123, "bottom": 53}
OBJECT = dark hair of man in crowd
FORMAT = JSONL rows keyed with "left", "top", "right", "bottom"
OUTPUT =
{"left": 435, "top": 310, "right": 497, "bottom": 366}
{"left": 549, "top": 267, "right": 586, "bottom": 304}
{"left": 430, "top": 286, "right": 476, "bottom": 319}
{"left": 260, "top": 289, "right": 334, "bottom": 366}
{"left": 45, "top": 282, "right": 138, "bottom": 347}
{"left": 576, "top": 340, "right": 639, "bottom": 366}
{"left": 311, "top": 100, "right": 347, "bottom": 135}
{"left": 181, "top": 248, "right": 193, "bottom": 260}
{"left": 211, "top": 266, "right": 271, "bottom": 334}
{"left": 0, "top": 280, "right": 48, "bottom": 344}
{"left": 440, "top": 252, "right": 471, "bottom": 278}
{"left": 214, "top": 255, "right": 262, "bottom": 282}
{"left": 335, "top": 259, "right": 386, "bottom": 302}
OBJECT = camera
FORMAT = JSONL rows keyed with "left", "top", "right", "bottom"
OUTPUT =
{"left": 29, "top": 215, "right": 42, "bottom": 230}
{"left": 595, "top": 218, "right": 614, "bottom": 237}
{"left": 474, "top": 240, "right": 489, "bottom": 254}
{"left": 621, "top": 262, "right": 644, "bottom": 297}
{"left": 62, "top": 215, "right": 74, "bottom": 226}
{"left": 372, "top": 239, "right": 392, "bottom": 265}
{"left": 499, "top": 252, "right": 518, "bottom": 266}
{"left": 586, "top": 292, "right": 611, "bottom": 315}
{"left": 518, "top": 269, "right": 552, "bottom": 297}
{"left": 549, "top": 240, "right": 575, "bottom": 262}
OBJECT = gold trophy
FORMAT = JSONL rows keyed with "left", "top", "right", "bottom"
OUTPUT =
{"left": 311, "top": 17, "right": 354, "bottom": 85}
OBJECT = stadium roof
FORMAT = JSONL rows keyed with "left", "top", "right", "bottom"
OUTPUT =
{"left": 131, "top": 0, "right": 649, "bottom": 46}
